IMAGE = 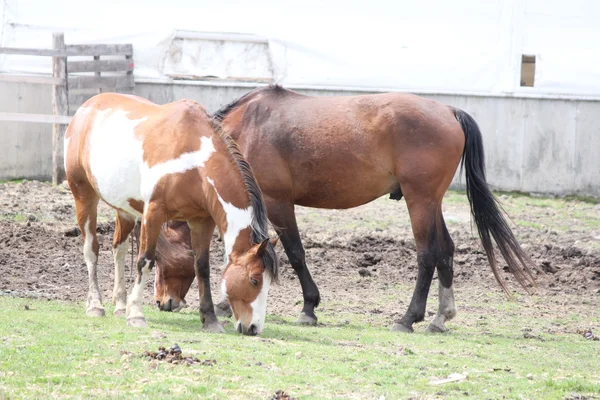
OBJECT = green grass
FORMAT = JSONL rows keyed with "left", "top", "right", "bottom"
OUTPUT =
{"left": 0, "top": 179, "right": 26, "bottom": 185}
{"left": 442, "top": 191, "right": 467, "bottom": 205}
{"left": 0, "top": 296, "right": 599, "bottom": 400}
{"left": 4, "top": 214, "right": 29, "bottom": 223}
{"left": 516, "top": 221, "right": 543, "bottom": 230}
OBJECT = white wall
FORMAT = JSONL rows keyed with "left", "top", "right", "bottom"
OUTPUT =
{"left": 1, "top": 80, "right": 599, "bottom": 197}
{"left": 1, "top": 0, "right": 599, "bottom": 95}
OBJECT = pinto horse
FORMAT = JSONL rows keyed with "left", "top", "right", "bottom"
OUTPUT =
{"left": 64, "top": 93, "right": 278, "bottom": 335}
{"left": 155, "top": 84, "right": 537, "bottom": 333}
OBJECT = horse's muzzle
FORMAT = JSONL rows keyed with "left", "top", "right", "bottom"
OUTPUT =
{"left": 237, "top": 322, "right": 258, "bottom": 336}
{"left": 157, "top": 298, "right": 184, "bottom": 312}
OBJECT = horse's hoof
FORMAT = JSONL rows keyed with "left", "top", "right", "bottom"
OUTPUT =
{"left": 391, "top": 323, "right": 414, "bottom": 333}
{"left": 86, "top": 307, "right": 105, "bottom": 317}
{"left": 202, "top": 321, "right": 225, "bottom": 333}
{"left": 127, "top": 317, "right": 148, "bottom": 328}
{"left": 296, "top": 312, "right": 318, "bottom": 326}
{"left": 113, "top": 308, "right": 126, "bottom": 317}
{"left": 426, "top": 323, "right": 448, "bottom": 333}
{"left": 214, "top": 303, "right": 232, "bottom": 318}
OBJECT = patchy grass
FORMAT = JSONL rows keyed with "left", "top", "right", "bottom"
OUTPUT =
{"left": 0, "top": 293, "right": 599, "bottom": 400}
{"left": 1, "top": 182, "right": 599, "bottom": 399}
{"left": 516, "top": 220, "right": 543, "bottom": 230}
{"left": 0, "top": 213, "right": 30, "bottom": 223}
{"left": 0, "top": 179, "right": 26, "bottom": 185}
{"left": 442, "top": 190, "right": 467, "bottom": 205}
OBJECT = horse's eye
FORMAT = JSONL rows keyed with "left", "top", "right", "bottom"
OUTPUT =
{"left": 250, "top": 278, "right": 258, "bottom": 286}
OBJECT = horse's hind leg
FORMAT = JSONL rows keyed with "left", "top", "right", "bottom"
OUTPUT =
{"left": 392, "top": 194, "right": 442, "bottom": 333}
{"left": 71, "top": 185, "right": 103, "bottom": 317}
{"left": 426, "top": 214, "right": 457, "bottom": 332}
{"left": 112, "top": 212, "right": 135, "bottom": 316}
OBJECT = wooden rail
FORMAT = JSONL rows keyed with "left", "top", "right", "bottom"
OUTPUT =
{"left": 0, "top": 44, "right": 132, "bottom": 57}
{"left": 0, "top": 32, "right": 134, "bottom": 184}
{"left": 0, "top": 112, "right": 72, "bottom": 124}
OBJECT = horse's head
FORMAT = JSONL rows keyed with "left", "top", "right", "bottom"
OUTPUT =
{"left": 154, "top": 222, "right": 196, "bottom": 313}
{"left": 154, "top": 261, "right": 195, "bottom": 312}
{"left": 221, "top": 237, "right": 278, "bottom": 336}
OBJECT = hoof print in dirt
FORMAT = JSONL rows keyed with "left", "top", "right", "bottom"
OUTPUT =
{"left": 271, "top": 390, "right": 298, "bottom": 400}
{"left": 143, "top": 344, "right": 216, "bottom": 366}
{"left": 358, "top": 268, "right": 372, "bottom": 277}
{"left": 63, "top": 227, "right": 81, "bottom": 237}
{"left": 359, "top": 253, "right": 382, "bottom": 267}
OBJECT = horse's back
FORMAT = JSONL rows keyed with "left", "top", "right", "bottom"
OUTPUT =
{"left": 230, "top": 89, "right": 464, "bottom": 208}
{"left": 65, "top": 93, "right": 215, "bottom": 215}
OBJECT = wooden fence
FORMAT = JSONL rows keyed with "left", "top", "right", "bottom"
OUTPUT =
{"left": 0, "top": 32, "right": 134, "bottom": 184}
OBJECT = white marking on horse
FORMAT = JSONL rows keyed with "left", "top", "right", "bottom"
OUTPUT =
{"left": 88, "top": 108, "right": 147, "bottom": 217}
{"left": 127, "top": 261, "right": 151, "bottom": 320}
{"left": 249, "top": 272, "right": 271, "bottom": 335}
{"left": 429, "top": 284, "right": 457, "bottom": 331}
{"left": 83, "top": 219, "right": 102, "bottom": 311}
{"left": 112, "top": 239, "right": 129, "bottom": 312}
{"left": 220, "top": 278, "right": 228, "bottom": 299}
{"left": 153, "top": 267, "right": 158, "bottom": 298}
{"left": 206, "top": 177, "right": 253, "bottom": 261}
{"left": 88, "top": 109, "right": 216, "bottom": 218}
{"left": 140, "top": 136, "right": 216, "bottom": 201}
{"left": 438, "top": 285, "right": 457, "bottom": 320}
{"left": 83, "top": 219, "right": 97, "bottom": 268}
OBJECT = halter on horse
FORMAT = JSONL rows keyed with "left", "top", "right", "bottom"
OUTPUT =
{"left": 64, "top": 93, "right": 278, "bottom": 335}
{"left": 155, "top": 85, "right": 537, "bottom": 333}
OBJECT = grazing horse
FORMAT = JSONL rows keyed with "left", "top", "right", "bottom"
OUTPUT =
{"left": 152, "top": 220, "right": 195, "bottom": 313}
{"left": 64, "top": 93, "right": 278, "bottom": 335}
{"left": 155, "top": 84, "right": 536, "bottom": 333}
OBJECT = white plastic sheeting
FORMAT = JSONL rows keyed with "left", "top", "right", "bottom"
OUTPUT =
{"left": 0, "top": 0, "right": 599, "bottom": 96}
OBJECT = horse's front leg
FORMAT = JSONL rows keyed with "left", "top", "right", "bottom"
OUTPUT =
{"left": 126, "top": 203, "right": 165, "bottom": 328}
{"left": 267, "top": 200, "right": 321, "bottom": 325}
{"left": 188, "top": 218, "right": 225, "bottom": 333}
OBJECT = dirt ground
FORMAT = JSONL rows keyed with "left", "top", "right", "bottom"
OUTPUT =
{"left": 1, "top": 180, "right": 599, "bottom": 325}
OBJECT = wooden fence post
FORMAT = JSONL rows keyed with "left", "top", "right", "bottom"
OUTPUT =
{"left": 52, "top": 32, "right": 68, "bottom": 185}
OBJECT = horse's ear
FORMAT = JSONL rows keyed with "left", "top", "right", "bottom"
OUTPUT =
{"left": 256, "top": 238, "right": 270, "bottom": 257}
{"left": 271, "top": 235, "right": 280, "bottom": 248}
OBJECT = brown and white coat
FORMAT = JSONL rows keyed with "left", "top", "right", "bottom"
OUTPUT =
{"left": 64, "top": 93, "right": 278, "bottom": 335}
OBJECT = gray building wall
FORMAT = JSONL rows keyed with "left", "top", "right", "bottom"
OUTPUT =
{"left": 1, "top": 80, "right": 599, "bottom": 196}
{"left": 0, "top": 83, "right": 53, "bottom": 180}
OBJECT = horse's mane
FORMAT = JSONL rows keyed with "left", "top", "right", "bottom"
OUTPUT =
{"left": 207, "top": 116, "right": 279, "bottom": 282}
{"left": 212, "top": 83, "right": 286, "bottom": 122}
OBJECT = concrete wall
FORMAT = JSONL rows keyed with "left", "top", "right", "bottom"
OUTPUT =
{"left": 1, "top": 80, "right": 599, "bottom": 196}
{"left": 0, "top": 83, "right": 53, "bottom": 181}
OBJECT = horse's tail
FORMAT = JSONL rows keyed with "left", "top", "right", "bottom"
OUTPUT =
{"left": 454, "top": 108, "right": 537, "bottom": 295}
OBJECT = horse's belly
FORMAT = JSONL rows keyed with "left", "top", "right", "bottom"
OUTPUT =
{"left": 88, "top": 109, "right": 146, "bottom": 216}
{"left": 295, "top": 169, "right": 397, "bottom": 209}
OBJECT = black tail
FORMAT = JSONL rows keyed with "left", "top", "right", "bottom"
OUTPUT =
{"left": 454, "top": 108, "right": 537, "bottom": 295}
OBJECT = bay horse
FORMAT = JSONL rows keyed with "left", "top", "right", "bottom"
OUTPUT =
{"left": 64, "top": 93, "right": 278, "bottom": 335}
{"left": 155, "top": 84, "right": 537, "bottom": 333}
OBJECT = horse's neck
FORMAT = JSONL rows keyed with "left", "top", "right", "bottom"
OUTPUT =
{"left": 205, "top": 173, "right": 254, "bottom": 262}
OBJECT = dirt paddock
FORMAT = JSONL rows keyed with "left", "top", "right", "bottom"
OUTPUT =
{"left": 1, "top": 180, "right": 599, "bottom": 326}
